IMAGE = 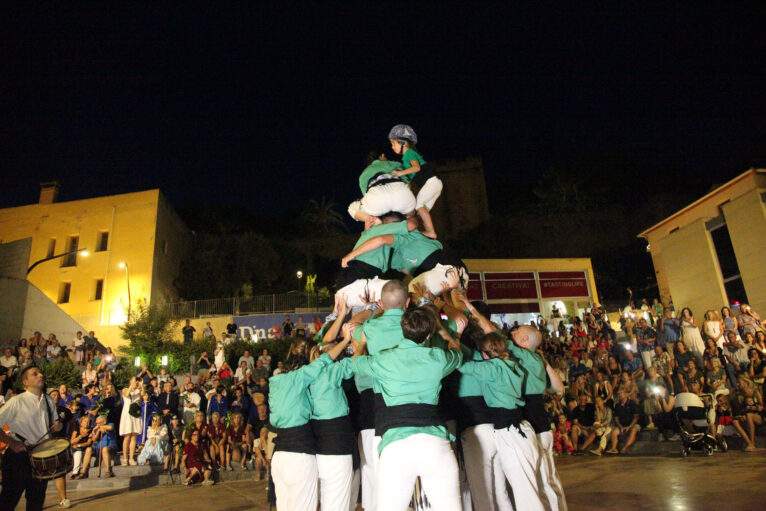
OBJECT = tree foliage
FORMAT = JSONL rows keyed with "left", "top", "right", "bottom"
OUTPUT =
{"left": 119, "top": 298, "right": 179, "bottom": 354}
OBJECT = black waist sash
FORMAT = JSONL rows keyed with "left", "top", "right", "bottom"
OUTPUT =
{"left": 357, "top": 389, "right": 376, "bottom": 431}
{"left": 367, "top": 172, "right": 404, "bottom": 190}
{"left": 490, "top": 407, "right": 525, "bottom": 430}
{"left": 522, "top": 394, "right": 550, "bottom": 434}
{"left": 374, "top": 403, "right": 443, "bottom": 437}
{"left": 412, "top": 250, "right": 466, "bottom": 279}
{"left": 455, "top": 395, "right": 495, "bottom": 431}
{"left": 411, "top": 162, "right": 437, "bottom": 188}
{"left": 272, "top": 423, "right": 315, "bottom": 455}
{"left": 311, "top": 415, "right": 355, "bottom": 455}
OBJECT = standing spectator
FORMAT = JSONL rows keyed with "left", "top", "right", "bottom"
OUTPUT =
{"left": 226, "top": 319, "right": 238, "bottom": 340}
{"left": 652, "top": 298, "right": 664, "bottom": 326}
{"left": 313, "top": 316, "right": 323, "bottom": 337}
{"left": 238, "top": 350, "right": 255, "bottom": 371}
{"left": 658, "top": 309, "right": 681, "bottom": 360}
{"left": 137, "top": 389, "right": 158, "bottom": 446}
{"left": 680, "top": 307, "right": 706, "bottom": 365}
{"left": 703, "top": 310, "right": 725, "bottom": 348}
{"left": 181, "top": 382, "right": 201, "bottom": 425}
{"left": 136, "top": 363, "right": 154, "bottom": 386}
{"left": 197, "top": 351, "right": 212, "bottom": 384}
{"left": 182, "top": 319, "right": 196, "bottom": 345}
{"left": 281, "top": 315, "right": 294, "bottom": 337}
{"left": 202, "top": 321, "right": 214, "bottom": 339}
{"left": 721, "top": 307, "right": 740, "bottom": 340}
{"left": 120, "top": 378, "right": 143, "bottom": 465}
{"left": 739, "top": 304, "right": 765, "bottom": 337}
{"left": 635, "top": 319, "right": 657, "bottom": 369}
{"left": 158, "top": 382, "right": 180, "bottom": 426}
{"left": 214, "top": 342, "right": 226, "bottom": 372}
{"left": 84, "top": 331, "right": 99, "bottom": 364}
{"left": 72, "top": 331, "right": 85, "bottom": 364}
{"left": 258, "top": 349, "right": 272, "bottom": 369}
{"left": 207, "top": 385, "right": 228, "bottom": 418}
{"left": 219, "top": 331, "right": 230, "bottom": 346}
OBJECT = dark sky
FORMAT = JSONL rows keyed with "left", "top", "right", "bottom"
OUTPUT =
{"left": 2, "top": 5, "right": 765, "bottom": 217}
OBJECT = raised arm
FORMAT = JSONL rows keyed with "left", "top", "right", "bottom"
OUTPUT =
{"left": 341, "top": 235, "right": 394, "bottom": 268}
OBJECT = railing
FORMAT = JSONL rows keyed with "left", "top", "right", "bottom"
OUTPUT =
{"left": 164, "top": 293, "right": 333, "bottom": 318}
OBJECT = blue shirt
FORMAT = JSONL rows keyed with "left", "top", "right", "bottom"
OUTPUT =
{"left": 662, "top": 318, "right": 681, "bottom": 344}
{"left": 207, "top": 394, "right": 228, "bottom": 418}
{"left": 623, "top": 357, "right": 643, "bottom": 375}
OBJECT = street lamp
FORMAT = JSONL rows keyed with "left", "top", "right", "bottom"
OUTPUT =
{"left": 27, "top": 248, "right": 89, "bottom": 275}
{"left": 296, "top": 270, "right": 303, "bottom": 292}
{"left": 118, "top": 262, "right": 131, "bottom": 320}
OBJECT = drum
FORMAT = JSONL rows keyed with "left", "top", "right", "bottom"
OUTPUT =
{"left": 30, "top": 439, "right": 72, "bottom": 480}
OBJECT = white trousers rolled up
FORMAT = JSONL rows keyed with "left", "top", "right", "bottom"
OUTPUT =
{"left": 408, "top": 264, "right": 459, "bottom": 297}
{"left": 359, "top": 429, "right": 381, "bottom": 511}
{"left": 495, "top": 421, "right": 545, "bottom": 511}
{"left": 349, "top": 182, "right": 417, "bottom": 219}
{"left": 272, "top": 451, "right": 318, "bottom": 511}
{"left": 536, "top": 431, "right": 568, "bottom": 511}
{"left": 338, "top": 278, "right": 389, "bottom": 309}
{"left": 415, "top": 176, "right": 443, "bottom": 210}
{"left": 377, "top": 433, "right": 462, "bottom": 511}
{"left": 460, "top": 424, "right": 513, "bottom": 511}
{"left": 317, "top": 454, "right": 353, "bottom": 511}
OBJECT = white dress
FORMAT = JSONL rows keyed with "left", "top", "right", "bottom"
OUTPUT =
{"left": 704, "top": 321, "right": 723, "bottom": 348}
{"left": 119, "top": 389, "right": 143, "bottom": 435}
{"left": 682, "top": 320, "right": 706, "bottom": 359}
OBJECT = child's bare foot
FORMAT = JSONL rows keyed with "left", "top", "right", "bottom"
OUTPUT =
{"left": 422, "top": 230, "right": 437, "bottom": 239}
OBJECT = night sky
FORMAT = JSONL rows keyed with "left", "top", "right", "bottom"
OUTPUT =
{"left": 3, "top": 5, "right": 765, "bottom": 217}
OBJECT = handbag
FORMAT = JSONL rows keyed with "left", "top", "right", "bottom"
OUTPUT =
{"left": 129, "top": 402, "right": 141, "bottom": 418}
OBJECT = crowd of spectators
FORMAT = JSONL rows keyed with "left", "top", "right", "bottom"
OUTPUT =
{"left": 527, "top": 300, "right": 766, "bottom": 455}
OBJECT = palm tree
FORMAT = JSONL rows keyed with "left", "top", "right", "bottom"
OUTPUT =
{"left": 300, "top": 197, "right": 347, "bottom": 235}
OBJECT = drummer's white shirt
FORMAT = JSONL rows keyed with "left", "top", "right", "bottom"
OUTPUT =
{"left": 0, "top": 390, "right": 54, "bottom": 445}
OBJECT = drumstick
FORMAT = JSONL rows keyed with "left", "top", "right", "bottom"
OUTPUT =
{"left": 27, "top": 422, "right": 59, "bottom": 448}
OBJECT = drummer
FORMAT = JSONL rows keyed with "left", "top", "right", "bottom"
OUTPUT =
{"left": 0, "top": 365, "right": 62, "bottom": 511}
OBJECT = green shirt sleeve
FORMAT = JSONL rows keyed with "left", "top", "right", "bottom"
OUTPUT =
{"left": 352, "top": 355, "right": 374, "bottom": 378}
{"left": 440, "top": 349, "right": 463, "bottom": 377}
{"left": 299, "top": 353, "right": 333, "bottom": 385}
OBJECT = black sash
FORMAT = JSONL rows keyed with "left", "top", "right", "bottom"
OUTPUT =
{"left": 357, "top": 389, "right": 376, "bottom": 431}
{"left": 412, "top": 250, "right": 466, "bottom": 278}
{"left": 366, "top": 172, "right": 404, "bottom": 190}
{"left": 310, "top": 415, "right": 355, "bottom": 455}
{"left": 272, "top": 423, "right": 315, "bottom": 455}
{"left": 522, "top": 394, "right": 550, "bottom": 434}
{"left": 374, "top": 403, "right": 443, "bottom": 437}
{"left": 489, "top": 407, "right": 525, "bottom": 430}
{"left": 455, "top": 395, "right": 495, "bottom": 431}
{"left": 411, "top": 162, "right": 437, "bottom": 188}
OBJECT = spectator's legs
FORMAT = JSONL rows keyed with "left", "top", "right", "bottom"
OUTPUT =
{"left": 226, "top": 443, "right": 233, "bottom": 469}
{"left": 80, "top": 448, "right": 93, "bottom": 476}
{"left": 620, "top": 426, "right": 640, "bottom": 453}
{"left": 102, "top": 447, "right": 112, "bottom": 472}
{"left": 608, "top": 428, "right": 620, "bottom": 453}
{"left": 746, "top": 413, "right": 763, "bottom": 445}
{"left": 316, "top": 454, "right": 353, "bottom": 511}
{"left": 129, "top": 433, "right": 138, "bottom": 464}
{"left": 72, "top": 450, "right": 84, "bottom": 476}
{"left": 122, "top": 434, "right": 131, "bottom": 465}
{"left": 358, "top": 429, "right": 380, "bottom": 511}
{"left": 731, "top": 420, "right": 756, "bottom": 450}
{"left": 580, "top": 429, "right": 597, "bottom": 451}
{"left": 640, "top": 351, "right": 653, "bottom": 369}
{"left": 461, "top": 424, "right": 513, "bottom": 511}
{"left": 494, "top": 422, "right": 545, "bottom": 511}
{"left": 272, "top": 451, "right": 318, "bottom": 511}
{"left": 536, "top": 431, "right": 568, "bottom": 511}
{"left": 570, "top": 425, "right": 580, "bottom": 450}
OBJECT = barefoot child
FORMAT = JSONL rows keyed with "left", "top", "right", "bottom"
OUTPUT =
{"left": 388, "top": 124, "right": 443, "bottom": 239}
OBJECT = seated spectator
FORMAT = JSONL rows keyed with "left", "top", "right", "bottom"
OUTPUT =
{"left": 0, "top": 348, "right": 18, "bottom": 377}
{"left": 642, "top": 367, "right": 668, "bottom": 429}
{"left": 70, "top": 415, "right": 94, "bottom": 479}
{"left": 257, "top": 349, "right": 271, "bottom": 370}
{"left": 617, "top": 372, "right": 639, "bottom": 402}
{"left": 553, "top": 414, "right": 575, "bottom": 454}
{"left": 238, "top": 350, "right": 255, "bottom": 371}
{"left": 46, "top": 338, "right": 63, "bottom": 362}
{"left": 90, "top": 415, "right": 117, "bottom": 477}
{"left": 734, "top": 377, "right": 764, "bottom": 447}
{"left": 622, "top": 350, "right": 644, "bottom": 380}
{"left": 102, "top": 348, "right": 117, "bottom": 371}
{"left": 272, "top": 361, "right": 284, "bottom": 376}
{"left": 208, "top": 385, "right": 228, "bottom": 418}
{"left": 252, "top": 359, "right": 269, "bottom": 382}
{"left": 706, "top": 358, "right": 730, "bottom": 395}
{"left": 570, "top": 394, "right": 596, "bottom": 452}
{"left": 138, "top": 414, "right": 169, "bottom": 465}
{"left": 226, "top": 413, "right": 250, "bottom": 471}
{"left": 651, "top": 346, "right": 673, "bottom": 389}
{"left": 182, "top": 429, "right": 214, "bottom": 485}
{"left": 84, "top": 330, "right": 98, "bottom": 364}
{"left": 716, "top": 393, "right": 756, "bottom": 451}
{"left": 607, "top": 389, "right": 641, "bottom": 454}
{"left": 229, "top": 386, "right": 251, "bottom": 418}
{"left": 588, "top": 397, "right": 613, "bottom": 455}
{"left": 234, "top": 361, "right": 251, "bottom": 385}
{"left": 208, "top": 411, "right": 227, "bottom": 469}
{"left": 181, "top": 382, "right": 202, "bottom": 425}
{"left": 218, "top": 362, "right": 233, "bottom": 382}
{"left": 168, "top": 415, "right": 185, "bottom": 473}
{"left": 157, "top": 367, "right": 170, "bottom": 385}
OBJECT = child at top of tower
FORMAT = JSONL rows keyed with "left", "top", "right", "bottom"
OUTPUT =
{"left": 388, "top": 124, "right": 443, "bottom": 239}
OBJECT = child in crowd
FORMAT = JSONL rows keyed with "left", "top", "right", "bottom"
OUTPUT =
{"left": 554, "top": 414, "right": 575, "bottom": 454}
{"left": 388, "top": 124, "right": 443, "bottom": 239}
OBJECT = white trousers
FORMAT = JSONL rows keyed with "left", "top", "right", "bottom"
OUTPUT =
{"left": 377, "top": 433, "right": 462, "bottom": 511}
{"left": 71, "top": 450, "right": 86, "bottom": 476}
{"left": 408, "top": 264, "right": 460, "bottom": 297}
{"left": 350, "top": 467, "right": 361, "bottom": 511}
{"left": 338, "top": 278, "right": 389, "bottom": 309}
{"left": 536, "top": 431, "right": 568, "bottom": 511}
{"left": 317, "top": 454, "right": 353, "bottom": 511}
{"left": 640, "top": 351, "right": 653, "bottom": 369}
{"left": 495, "top": 421, "right": 545, "bottom": 511}
{"left": 349, "top": 182, "right": 417, "bottom": 218}
{"left": 272, "top": 451, "right": 318, "bottom": 511}
{"left": 359, "top": 429, "right": 381, "bottom": 511}
{"left": 416, "top": 176, "right": 443, "bottom": 210}
{"left": 460, "top": 424, "right": 513, "bottom": 511}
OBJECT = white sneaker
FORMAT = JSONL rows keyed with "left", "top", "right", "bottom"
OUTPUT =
{"left": 202, "top": 479, "right": 215, "bottom": 486}
{"left": 59, "top": 499, "right": 71, "bottom": 508}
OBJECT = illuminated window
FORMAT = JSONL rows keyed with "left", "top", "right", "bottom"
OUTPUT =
{"left": 47, "top": 238, "right": 56, "bottom": 258}
{"left": 96, "top": 231, "right": 109, "bottom": 252}
{"left": 61, "top": 236, "right": 79, "bottom": 267}
{"left": 94, "top": 279, "right": 104, "bottom": 300}
{"left": 58, "top": 282, "right": 71, "bottom": 304}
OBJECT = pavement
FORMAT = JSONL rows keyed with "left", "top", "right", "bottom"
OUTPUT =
{"left": 12, "top": 450, "right": 766, "bottom": 510}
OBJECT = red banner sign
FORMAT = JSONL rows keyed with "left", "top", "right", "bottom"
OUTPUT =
{"left": 466, "top": 273, "right": 483, "bottom": 300}
{"left": 538, "top": 271, "right": 589, "bottom": 298}
{"left": 484, "top": 272, "right": 538, "bottom": 299}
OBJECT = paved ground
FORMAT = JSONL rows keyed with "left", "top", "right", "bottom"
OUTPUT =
{"left": 19, "top": 450, "right": 766, "bottom": 510}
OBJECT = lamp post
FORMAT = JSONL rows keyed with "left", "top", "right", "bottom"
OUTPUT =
{"left": 27, "top": 248, "right": 89, "bottom": 275}
{"left": 119, "top": 262, "right": 131, "bottom": 321}
{"left": 296, "top": 270, "right": 303, "bottom": 293}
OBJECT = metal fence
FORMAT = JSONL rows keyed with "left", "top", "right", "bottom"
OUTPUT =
{"left": 164, "top": 293, "right": 333, "bottom": 318}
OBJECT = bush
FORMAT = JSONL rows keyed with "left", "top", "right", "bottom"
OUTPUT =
{"left": 119, "top": 298, "right": 179, "bottom": 354}
{"left": 15, "top": 358, "right": 82, "bottom": 392}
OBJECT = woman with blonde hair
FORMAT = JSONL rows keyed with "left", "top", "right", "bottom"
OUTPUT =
{"left": 703, "top": 310, "right": 724, "bottom": 348}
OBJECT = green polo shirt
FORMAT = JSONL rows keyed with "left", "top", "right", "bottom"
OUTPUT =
{"left": 457, "top": 347, "right": 486, "bottom": 398}
{"left": 354, "top": 221, "right": 409, "bottom": 272}
{"left": 358, "top": 159, "right": 403, "bottom": 194}
{"left": 353, "top": 308, "right": 406, "bottom": 355}
{"left": 506, "top": 338, "right": 550, "bottom": 395}
{"left": 269, "top": 353, "right": 333, "bottom": 428}
{"left": 459, "top": 357, "right": 526, "bottom": 410}
{"left": 309, "top": 358, "right": 354, "bottom": 420}
{"left": 352, "top": 339, "right": 462, "bottom": 454}
{"left": 390, "top": 231, "right": 443, "bottom": 274}
{"left": 400, "top": 148, "right": 427, "bottom": 184}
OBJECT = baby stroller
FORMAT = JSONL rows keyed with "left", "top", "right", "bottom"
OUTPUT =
{"left": 673, "top": 392, "right": 722, "bottom": 456}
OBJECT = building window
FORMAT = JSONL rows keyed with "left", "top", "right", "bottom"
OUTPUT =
{"left": 94, "top": 279, "right": 104, "bottom": 301}
{"left": 710, "top": 223, "right": 749, "bottom": 305}
{"left": 58, "top": 282, "right": 71, "bottom": 304}
{"left": 47, "top": 238, "right": 56, "bottom": 258}
{"left": 61, "top": 236, "right": 79, "bottom": 267}
{"left": 96, "top": 231, "right": 109, "bottom": 252}
{"left": 163, "top": 240, "right": 169, "bottom": 255}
